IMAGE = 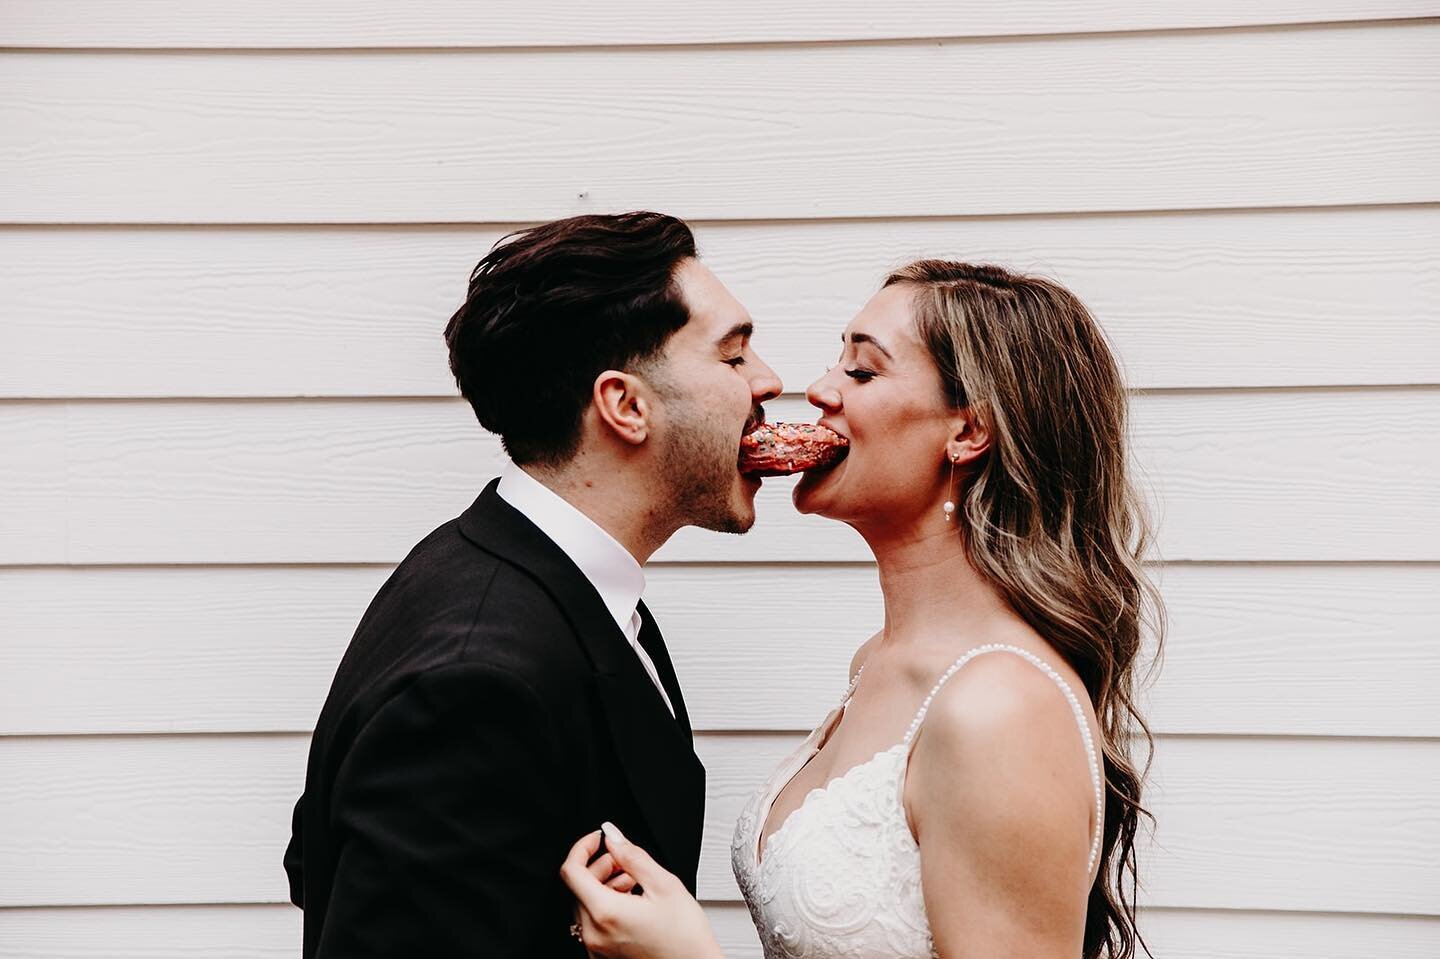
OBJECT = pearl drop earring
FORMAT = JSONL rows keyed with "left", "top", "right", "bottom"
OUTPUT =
{"left": 943, "top": 452, "right": 958, "bottom": 521}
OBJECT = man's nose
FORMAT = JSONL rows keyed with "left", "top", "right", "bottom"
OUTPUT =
{"left": 749, "top": 353, "right": 783, "bottom": 403}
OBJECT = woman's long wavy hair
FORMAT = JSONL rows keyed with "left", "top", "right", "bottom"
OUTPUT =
{"left": 885, "top": 261, "right": 1163, "bottom": 958}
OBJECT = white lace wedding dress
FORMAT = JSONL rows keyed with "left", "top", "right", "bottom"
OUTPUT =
{"left": 730, "top": 644, "right": 1102, "bottom": 959}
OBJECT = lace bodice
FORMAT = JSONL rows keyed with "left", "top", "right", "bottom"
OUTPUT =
{"left": 730, "top": 644, "right": 1102, "bottom": 959}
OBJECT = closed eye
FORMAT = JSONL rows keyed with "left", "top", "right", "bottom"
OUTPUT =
{"left": 845, "top": 368, "right": 875, "bottom": 382}
{"left": 725, "top": 356, "right": 747, "bottom": 367}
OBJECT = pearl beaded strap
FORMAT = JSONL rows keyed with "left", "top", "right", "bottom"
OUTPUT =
{"left": 842, "top": 664, "right": 865, "bottom": 702}
{"left": 901, "top": 643, "right": 1105, "bottom": 876}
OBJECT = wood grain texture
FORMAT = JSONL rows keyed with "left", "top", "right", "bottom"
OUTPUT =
{"left": 6, "top": 1, "right": 1440, "bottom": 48}
{"left": 0, "top": 905, "right": 303, "bottom": 959}
{"left": 5, "top": 206, "right": 1439, "bottom": 397}
{"left": 1, "top": 733, "right": 1436, "bottom": 912}
{"left": 3, "top": 24, "right": 1438, "bottom": 223}
{"left": 3, "top": 902, "right": 1437, "bottom": 959}
{"left": 2, "top": 390, "right": 1436, "bottom": 565}
{"left": 0, "top": 403, "right": 67, "bottom": 565}
{"left": 2, "top": 563, "right": 1437, "bottom": 737}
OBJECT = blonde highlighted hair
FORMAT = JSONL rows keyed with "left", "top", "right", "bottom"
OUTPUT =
{"left": 885, "top": 261, "right": 1163, "bottom": 958}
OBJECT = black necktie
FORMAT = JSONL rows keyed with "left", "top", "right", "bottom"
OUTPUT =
{"left": 636, "top": 603, "right": 692, "bottom": 738}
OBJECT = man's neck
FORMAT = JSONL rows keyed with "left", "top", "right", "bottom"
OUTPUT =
{"left": 519, "top": 460, "right": 675, "bottom": 565}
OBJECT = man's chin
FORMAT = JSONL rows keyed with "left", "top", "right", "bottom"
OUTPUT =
{"left": 718, "top": 497, "right": 758, "bottom": 535}
{"left": 680, "top": 483, "right": 757, "bottom": 536}
{"left": 707, "top": 485, "right": 759, "bottom": 535}
{"left": 692, "top": 511, "right": 754, "bottom": 536}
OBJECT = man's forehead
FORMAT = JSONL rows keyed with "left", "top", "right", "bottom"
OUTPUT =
{"left": 675, "top": 259, "right": 750, "bottom": 337}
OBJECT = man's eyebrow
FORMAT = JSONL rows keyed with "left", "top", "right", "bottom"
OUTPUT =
{"left": 717, "top": 321, "right": 754, "bottom": 345}
{"left": 844, "top": 332, "right": 894, "bottom": 361}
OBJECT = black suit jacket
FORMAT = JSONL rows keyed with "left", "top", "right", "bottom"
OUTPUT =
{"left": 284, "top": 480, "right": 706, "bottom": 957}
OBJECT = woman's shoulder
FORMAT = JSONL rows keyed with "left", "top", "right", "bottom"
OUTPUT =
{"left": 904, "top": 650, "right": 1097, "bottom": 888}
{"left": 918, "top": 633, "right": 1098, "bottom": 762}
{"left": 904, "top": 640, "right": 1099, "bottom": 853}
{"left": 848, "top": 631, "right": 884, "bottom": 682}
{"left": 925, "top": 648, "right": 1085, "bottom": 738}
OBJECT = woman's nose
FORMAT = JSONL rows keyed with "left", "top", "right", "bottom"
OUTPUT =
{"left": 806, "top": 372, "right": 840, "bottom": 411}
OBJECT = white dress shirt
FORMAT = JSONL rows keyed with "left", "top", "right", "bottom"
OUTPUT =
{"left": 496, "top": 463, "right": 676, "bottom": 718}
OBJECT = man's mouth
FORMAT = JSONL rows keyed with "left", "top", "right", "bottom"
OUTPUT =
{"left": 741, "top": 406, "right": 767, "bottom": 439}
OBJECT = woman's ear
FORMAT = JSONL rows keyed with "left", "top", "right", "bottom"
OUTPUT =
{"left": 592, "top": 370, "right": 651, "bottom": 446}
{"left": 945, "top": 405, "right": 991, "bottom": 467}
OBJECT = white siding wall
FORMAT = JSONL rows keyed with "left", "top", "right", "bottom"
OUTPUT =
{"left": 3, "top": 3, "right": 1439, "bottom": 954}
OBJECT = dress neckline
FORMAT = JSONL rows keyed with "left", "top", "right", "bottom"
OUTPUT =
{"left": 755, "top": 736, "right": 906, "bottom": 867}
{"left": 754, "top": 665, "right": 877, "bottom": 866}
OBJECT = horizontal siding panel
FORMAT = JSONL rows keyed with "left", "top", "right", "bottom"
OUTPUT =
{"left": 1, "top": 904, "right": 1438, "bottom": 959}
{"left": 5, "top": 207, "right": 1439, "bottom": 397}
{"left": 6, "top": 1, "right": 1440, "bottom": 48}
{"left": 0, "top": 905, "right": 302, "bottom": 959}
{"left": 1, "top": 734, "right": 1436, "bottom": 913}
{"left": 0, "top": 404, "right": 67, "bottom": 565}
{"left": 2, "top": 564, "right": 1437, "bottom": 737}
{"left": 1132, "top": 909, "right": 1440, "bottom": 959}
{"left": 4, "top": 904, "right": 1437, "bottom": 959}
{"left": 1, "top": 390, "right": 1436, "bottom": 565}
{"left": 3, "top": 25, "right": 1439, "bottom": 223}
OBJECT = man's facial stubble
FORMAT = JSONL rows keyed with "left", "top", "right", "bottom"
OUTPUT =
{"left": 643, "top": 359, "right": 756, "bottom": 535}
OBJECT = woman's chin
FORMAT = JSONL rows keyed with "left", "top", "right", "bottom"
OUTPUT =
{"left": 792, "top": 458, "right": 844, "bottom": 515}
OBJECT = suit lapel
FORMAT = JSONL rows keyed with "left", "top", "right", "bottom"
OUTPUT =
{"left": 591, "top": 672, "right": 705, "bottom": 887}
{"left": 457, "top": 481, "right": 705, "bottom": 883}
{"left": 637, "top": 602, "right": 692, "bottom": 739}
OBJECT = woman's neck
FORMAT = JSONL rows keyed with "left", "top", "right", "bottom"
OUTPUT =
{"left": 862, "top": 515, "right": 1013, "bottom": 652}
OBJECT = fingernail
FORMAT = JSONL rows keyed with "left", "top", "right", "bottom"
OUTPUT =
{"left": 600, "top": 821, "right": 627, "bottom": 845}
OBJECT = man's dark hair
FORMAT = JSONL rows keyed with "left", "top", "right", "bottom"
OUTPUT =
{"left": 444, "top": 211, "right": 698, "bottom": 466}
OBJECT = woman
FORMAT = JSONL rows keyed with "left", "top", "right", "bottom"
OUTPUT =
{"left": 561, "top": 261, "right": 1162, "bottom": 958}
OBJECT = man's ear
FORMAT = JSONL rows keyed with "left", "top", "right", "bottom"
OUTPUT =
{"left": 592, "top": 370, "right": 652, "bottom": 446}
{"left": 945, "top": 405, "right": 991, "bottom": 467}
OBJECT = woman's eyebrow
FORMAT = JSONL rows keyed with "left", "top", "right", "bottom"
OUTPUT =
{"left": 843, "top": 332, "right": 894, "bottom": 361}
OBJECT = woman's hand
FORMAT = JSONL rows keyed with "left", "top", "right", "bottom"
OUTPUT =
{"left": 560, "top": 822, "right": 724, "bottom": 959}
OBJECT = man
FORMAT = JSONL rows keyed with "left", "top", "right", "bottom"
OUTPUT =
{"left": 283, "top": 211, "right": 783, "bottom": 956}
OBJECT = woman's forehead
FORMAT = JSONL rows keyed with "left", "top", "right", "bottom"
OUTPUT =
{"left": 844, "top": 284, "right": 920, "bottom": 353}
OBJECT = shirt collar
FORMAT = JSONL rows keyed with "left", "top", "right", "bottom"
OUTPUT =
{"left": 495, "top": 462, "right": 645, "bottom": 636}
